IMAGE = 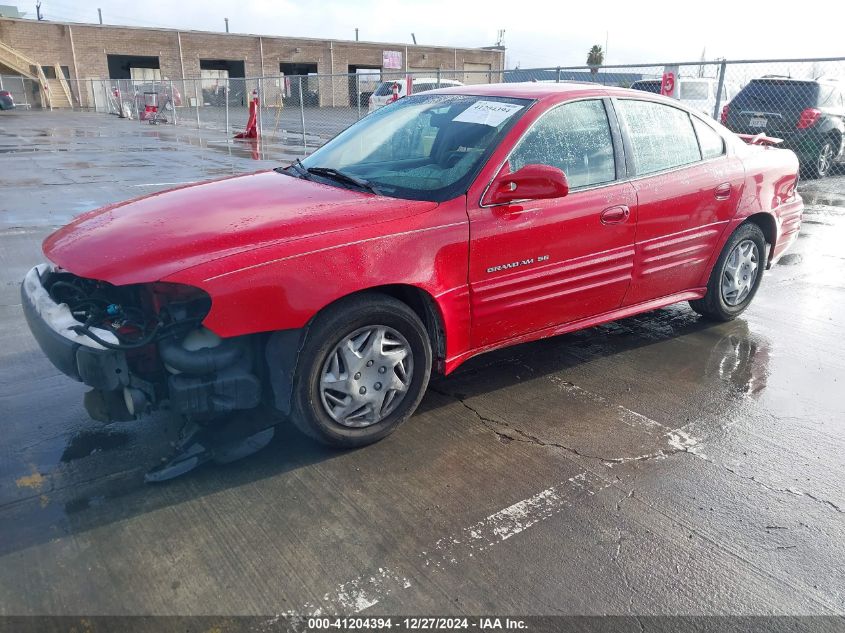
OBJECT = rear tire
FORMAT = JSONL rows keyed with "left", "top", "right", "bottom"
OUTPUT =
{"left": 689, "top": 222, "right": 766, "bottom": 322}
{"left": 808, "top": 138, "right": 835, "bottom": 179}
{"left": 289, "top": 293, "right": 432, "bottom": 447}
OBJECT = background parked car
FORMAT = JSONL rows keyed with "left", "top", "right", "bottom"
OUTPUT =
{"left": 630, "top": 77, "right": 736, "bottom": 118}
{"left": 722, "top": 77, "right": 845, "bottom": 178}
{"left": 368, "top": 77, "right": 463, "bottom": 112}
{"left": 0, "top": 90, "right": 15, "bottom": 110}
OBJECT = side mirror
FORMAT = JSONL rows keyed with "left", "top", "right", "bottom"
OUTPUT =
{"left": 485, "top": 164, "right": 569, "bottom": 205}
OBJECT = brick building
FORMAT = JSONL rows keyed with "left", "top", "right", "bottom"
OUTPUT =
{"left": 0, "top": 17, "right": 505, "bottom": 107}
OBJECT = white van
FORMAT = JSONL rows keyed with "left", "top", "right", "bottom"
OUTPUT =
{"left": 368, "top": 77, "right": 464, "bottom": 112}
{"left": 630, "top": 78, "right": 737, "bottom": 118}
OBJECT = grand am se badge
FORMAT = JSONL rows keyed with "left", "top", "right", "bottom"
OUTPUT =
{"left": 486, "top": 255, "right": 549, "bottom": 274}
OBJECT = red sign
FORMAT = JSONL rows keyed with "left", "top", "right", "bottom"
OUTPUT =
{"left": 660, "top": 65, "right": 679, "bottom": 99}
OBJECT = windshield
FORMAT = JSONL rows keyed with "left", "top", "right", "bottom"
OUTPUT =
{"left": 631, "top": 81, "right": 661, "bottom": 94}
{"left": 299, "top": 94, "right": 533, "bottom": 202}
{"left": 373, "top": 81, "right": 396, "bottom": 96}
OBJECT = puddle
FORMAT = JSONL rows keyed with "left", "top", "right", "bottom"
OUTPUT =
{"left": 60, "top": 429, "right": 130, "bottom": 462}
{"left": 801, "top": 190, "right": 845, "bottom": 210}
{"left": 64, "top": 495, "right": 107, "bottom": 514}
{"left": 777, "top": 253, "right": 803, "bottom": 266}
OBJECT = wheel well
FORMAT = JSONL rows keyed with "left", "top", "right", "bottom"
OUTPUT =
{"left": 744, "top": 213, "right": 777, "bottom": 265}
{"left": 341, "top": 284, "right": 447, "bottom": 373}
{"left": 830, "top": 129, "right": 843, "bottom": 152}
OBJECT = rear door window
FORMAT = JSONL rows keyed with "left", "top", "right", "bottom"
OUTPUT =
{"left": 617, "top": 100, "right": 702, "bottom": 175}
{"left": 509, "top": 99, "right": 616, "bottom": 189}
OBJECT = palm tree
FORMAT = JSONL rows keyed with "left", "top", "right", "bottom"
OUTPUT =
{"left": 587, "top": 45, "right": 604, "bottom": 76}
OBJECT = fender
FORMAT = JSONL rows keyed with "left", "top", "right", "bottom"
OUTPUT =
{"left": 694, "top": 145, "right": 800, "bottom": 286}
{"left": 162, "top": 197, "right": 473, "bottom": 367}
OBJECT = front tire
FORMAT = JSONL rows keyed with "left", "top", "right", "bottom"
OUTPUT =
{"left": 689, "top": 222, "right": 766, "bottom": 322}
{"left": 289, "top": 293, "right": 432, "bottom": 447}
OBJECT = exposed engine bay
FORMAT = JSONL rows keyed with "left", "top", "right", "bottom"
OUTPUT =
{"left": 21, "top": 266, "right": 283, "bottom": 480}
{"left": 40, "top": 268, "right": 264, "bottom": 422}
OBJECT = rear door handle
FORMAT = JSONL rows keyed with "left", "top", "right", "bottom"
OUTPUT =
{"left": 715, "top": 183, "right": 732, "bottom": 200}
{"left": 600, "top": 205, "right": 630, "bottom": 225}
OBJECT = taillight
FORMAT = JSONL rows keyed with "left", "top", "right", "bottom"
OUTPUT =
{"left": 796, "top": 108, "right": 822, "bottom": 129}
{"left": 720, "top": 103, "right": 729, "bottom": 125}
{"left": 0, "top": 91, "right": 10, "bottom": 97}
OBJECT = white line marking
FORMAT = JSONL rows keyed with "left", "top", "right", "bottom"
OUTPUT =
{"left": 299, "top": 471, "right": 610, "bottom": 615}
{"left": 130, "top": 181, "right": 197, "bottom": 187}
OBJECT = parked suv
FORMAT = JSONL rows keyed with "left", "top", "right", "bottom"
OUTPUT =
{"left": 723, "top": 77, "right": 845, "bottom": 177}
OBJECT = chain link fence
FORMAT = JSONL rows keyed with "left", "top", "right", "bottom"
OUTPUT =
{"left": 18, "top": 56, "right": 844, "bottom": 164}
{"left": 0, "top": 74, "right": 38, "bottom": 109}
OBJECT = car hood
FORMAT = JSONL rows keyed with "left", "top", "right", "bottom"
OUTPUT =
{"left": 43, "top": 170, "right": 437, "bottom": 285}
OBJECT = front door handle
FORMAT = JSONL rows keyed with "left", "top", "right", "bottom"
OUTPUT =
{"left": 715, "top": 183, "right": 732, "bottom": 200}
{"left": 600, "top": 205, "right": 630, "bottom": 225}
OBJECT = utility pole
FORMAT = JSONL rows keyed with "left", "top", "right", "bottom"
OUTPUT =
{"left": 355, "top": 27, "right": 359, "bottom": 41}
{"left": 411, "top": 33, "right": 417, "bottom": 45}
{"left": 36, "top": 0, "right": 43, "bottom": 20}
{"left": 97, "top": 8, "right": 102, "bottom": 24}
{"left": 224, "top": 18, "right": 229, "bottom": 33}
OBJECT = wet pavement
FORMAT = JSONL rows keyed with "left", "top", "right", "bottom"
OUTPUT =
{"left": 0, "top": 110, "right": 844, "bottom": 616}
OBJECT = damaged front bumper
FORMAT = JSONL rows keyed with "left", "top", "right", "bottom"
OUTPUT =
{"left": 21, "top": 264, "right": 262, "bottom": 423}
{"left": 21, "top": 264, "right": 131, "bottom": 393}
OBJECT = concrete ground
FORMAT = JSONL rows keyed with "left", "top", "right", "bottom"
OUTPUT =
{"left": 0, "top": 110, "right": 844, "bottom": 617}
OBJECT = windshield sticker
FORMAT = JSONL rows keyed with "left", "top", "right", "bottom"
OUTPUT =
{"left": 453, "top": 101, "right": 524, "bottom": 127}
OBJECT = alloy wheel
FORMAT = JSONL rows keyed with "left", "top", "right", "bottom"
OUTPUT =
{"left": 721, "top": 239, "right": 759, "bottom": 306}
{"left": 817, "top": 142, "right": 833, "bottom": 177}
{"left": 319, "top": 325, "right": 414, "bottom": 428}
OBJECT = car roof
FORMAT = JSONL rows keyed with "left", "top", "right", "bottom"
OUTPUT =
{"left": 377, "top": 77, "right": 462, "bottom": 84}
{"left": 750, "top": 76, "right": 842, "bottom": 85}
{"left": 426, "top": 81, "right": 685, "bottom": 103}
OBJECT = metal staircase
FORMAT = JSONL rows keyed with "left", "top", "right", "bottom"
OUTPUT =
{"left": 51, "top": 63, "right": 73, "bottom": 108}
{"left": 0, "top": 40, "right": 64, "bottom": 109}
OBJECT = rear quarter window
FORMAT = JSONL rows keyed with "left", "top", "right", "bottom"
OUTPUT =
{"left": 691, "top": 117, "right": 725, "bottom": 160}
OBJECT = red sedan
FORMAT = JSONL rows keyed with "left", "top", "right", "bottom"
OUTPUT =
{"left": 22, "top": 83, "right": 802, "bottom": 474}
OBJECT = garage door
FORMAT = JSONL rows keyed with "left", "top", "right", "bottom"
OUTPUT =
{"left": 464, "top": 63, "right": 492, "bottom": 85}
{"left": 130, "top": 67, "right": 162, "bottom": 82}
